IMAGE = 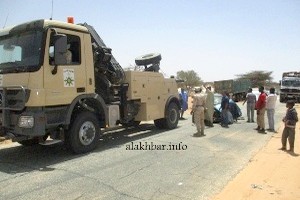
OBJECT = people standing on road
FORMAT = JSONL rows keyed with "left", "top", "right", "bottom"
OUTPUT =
{"left": 280, "top": 100, "right": 298, "bottom": 153}
{"left": 205, "top": 86, "right": 214, "bottom": 127}
{"left": 191, "top": 87, "right": 206, "bottom": 137}
{"left": 243, "top": 88, "right": 256, "bottom": 123}
{"left": 221, "top": 91, "right": 230, "bottom": 128}
{"left": 266, "top": 87, "right": 277, "bottom": 132}
{"left": 179, "top": 88, "right": 188, "bottom": 119}
{"left": 255, "top": 86, "right": 267, "bottom": 133}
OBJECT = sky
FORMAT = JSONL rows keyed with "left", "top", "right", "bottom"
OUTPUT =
{"left": 1, "top": 0, "right": 299, "bottom": 82}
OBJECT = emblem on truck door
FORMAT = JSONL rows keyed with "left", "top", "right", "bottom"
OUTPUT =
{"left": 63, "top": 69, "right": 75, "bottom": 87}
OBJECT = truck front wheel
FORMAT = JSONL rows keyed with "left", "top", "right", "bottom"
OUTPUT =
{"left": 164, "top": 102, "right": 179, "bottom": 129}
{"left": 66, "top": 112, "right": 100, "bottom": 154}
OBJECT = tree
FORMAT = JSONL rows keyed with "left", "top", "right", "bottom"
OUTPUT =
{"left": 176, "top": 70, "right": 202, "bottom": 89}
{"left": 236, "top": 70, "right": 273, "bottom": 88}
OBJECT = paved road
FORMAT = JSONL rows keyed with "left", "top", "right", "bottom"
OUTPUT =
{"left": 0, "top": 101, "right": 286, "bottom": 200}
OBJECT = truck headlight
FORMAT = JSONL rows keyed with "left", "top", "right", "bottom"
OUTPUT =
{"left": 18, "top": 116, "right": 34, "bottom": 128}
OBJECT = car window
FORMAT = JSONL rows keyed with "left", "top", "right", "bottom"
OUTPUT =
{"left": 214, "top": 94, "right": 222, "bottom": 105}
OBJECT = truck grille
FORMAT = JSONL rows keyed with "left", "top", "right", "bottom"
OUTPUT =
{"left": 281, "top": 88, "right": 300, "bottom": 93}
{"left": 0, "top": 86, "right": 30, "bottom": 111}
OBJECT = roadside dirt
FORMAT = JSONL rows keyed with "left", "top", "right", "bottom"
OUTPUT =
{"left": 212, "top": 104, "right": 300, "bottom": 200}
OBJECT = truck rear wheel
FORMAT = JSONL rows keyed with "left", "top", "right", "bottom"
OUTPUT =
{"left": 66, "top": 112, "right": 100, "bottom": 154}
{"left": 164, "top": 102, "right": 179, "bottom": 129}
{"left": 154, "top": 102, "right": 180, "bottom": 130}
{"left": 154, "top": 102, "right": 179, "bottom": 129}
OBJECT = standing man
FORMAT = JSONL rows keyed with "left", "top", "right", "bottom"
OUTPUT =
{"left": 191, "top": 87, "right": 206, "bottom": 137}
{"left": 255, "top": 86, "right": 267, "bottom": 133}
{"left": 179, "top": 88, "right": 188, "bottom": 119}
{"left": 280, "top": 100, "right": 298, "bottom": 153}
{"left": 221, "top": 91, "right": 229, "bottom": 128}
{"left": 266, "top": 87, "right": 277, "bottom": 132}
{"left": 205, "top": 86, "right": 214, "bottom": 127}
{"left": 243, "top": 88, "right": 256, "bottom": 123}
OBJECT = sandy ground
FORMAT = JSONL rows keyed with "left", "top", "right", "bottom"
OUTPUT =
{"left": 212, "top": 104, "right": 300, "bottom": 200}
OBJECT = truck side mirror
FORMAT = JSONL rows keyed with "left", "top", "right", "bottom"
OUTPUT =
{"left": 279, "top": 80, "right": 281, "bottom": 86}
{"left": 54, "top": 34, "right": 68, "bottom": 65}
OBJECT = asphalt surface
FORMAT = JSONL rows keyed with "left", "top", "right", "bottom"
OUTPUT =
{"left": 0, "top": 101, "right": 286, "bottom": 200}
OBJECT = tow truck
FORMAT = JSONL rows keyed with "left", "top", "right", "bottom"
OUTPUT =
{"left": 0, "top": 18, "right": 180, "bottom": 153}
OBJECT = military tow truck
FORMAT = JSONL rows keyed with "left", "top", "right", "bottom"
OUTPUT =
{"left": 0, "top": 18, "right": 180, "bottom": 153}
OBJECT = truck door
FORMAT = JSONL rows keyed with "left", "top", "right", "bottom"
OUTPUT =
{"left": 44, "top": 29, "right": 86, "bottom": 106}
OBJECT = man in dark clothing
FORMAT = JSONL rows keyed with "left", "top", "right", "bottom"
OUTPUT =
{"left": 221, "top": 91, "right": 229, "bottom": 128}
{"left": 280, "top": 100, "right": 298, "bottom": 153}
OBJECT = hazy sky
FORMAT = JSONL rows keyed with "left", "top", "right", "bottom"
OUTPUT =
{"left": 1, "top": 0, "right": 299, "bottom": 82}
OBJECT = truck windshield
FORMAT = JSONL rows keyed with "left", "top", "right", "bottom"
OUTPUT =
{"left": 0, "top": 31, "right": 43, "bottom": 73}
{"left": 282, "top": 80, "right": 300, "bottom": 87}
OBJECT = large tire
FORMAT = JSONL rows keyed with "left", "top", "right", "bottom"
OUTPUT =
{"left": 66, "top": 112, "right": 100, "bottom": 154}
{"left": 164, "top": 102, "right": 180, "bottom": 129}
{"left": 135, "top": 53, "right": 161, "bottom": 66}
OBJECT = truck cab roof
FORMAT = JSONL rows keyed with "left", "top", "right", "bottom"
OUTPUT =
{"left": 0, "top": 19, "right": 89, "bottom": 36}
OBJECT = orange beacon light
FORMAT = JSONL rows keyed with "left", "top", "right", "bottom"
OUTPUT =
{"left": 67, "top": 17, "right": 74, "bottom": 24}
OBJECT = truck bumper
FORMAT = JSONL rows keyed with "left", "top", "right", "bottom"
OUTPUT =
{"left": 280, "top": 93, "right": 300, "bottom": 102}
{"left": 0, "top": 108, "right": 46, "bottom": 139}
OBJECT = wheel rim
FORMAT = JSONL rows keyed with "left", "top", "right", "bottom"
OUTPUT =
{"left": 169, "top": 108, "right": 178, "bottom": 124}
{"left": 79, "top": 121, "right": 96, "bottom": 146}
